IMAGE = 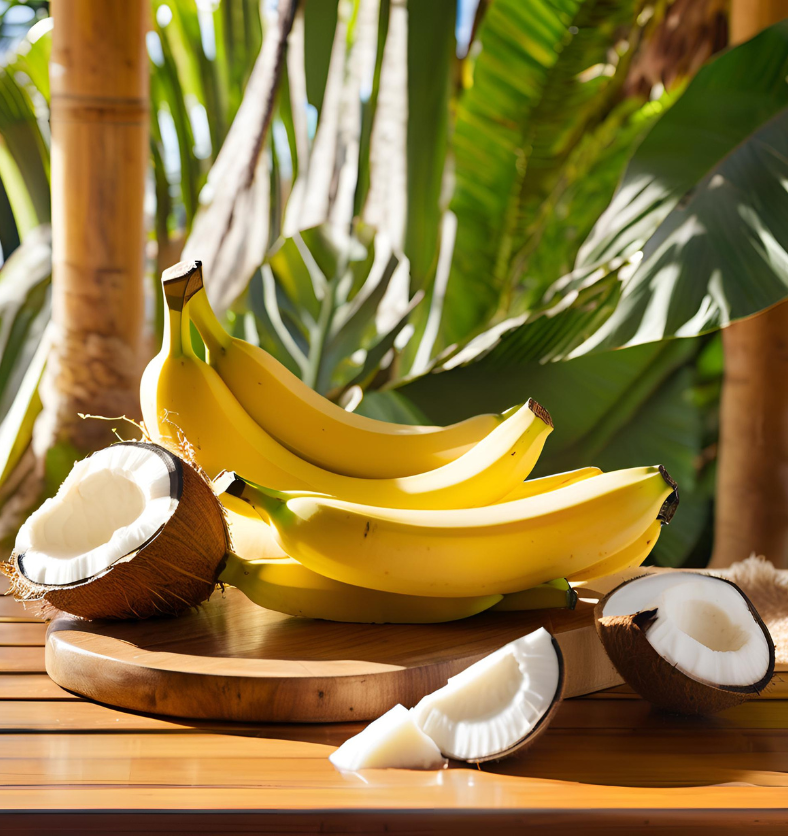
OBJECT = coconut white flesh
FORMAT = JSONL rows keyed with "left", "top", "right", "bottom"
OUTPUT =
{"left": 329, "top": 704, "right": 447, "bottom": 771}
{"left": 15, "top": 445, "right": 178, "bottom": 586}
{"left": 603, "top": 574, "right": 771, "bottom": 688}
{"left": 411, "top": 627, "right": 560, "bottom": 761}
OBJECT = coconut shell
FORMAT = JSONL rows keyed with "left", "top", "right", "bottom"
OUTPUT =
{"left": 595, "top": 575, "right": 776, "bottom": 716}
{"left": 468, "top": 636, "right": 565, "bottom": 764}
{"left": 8, "top": 442, "right": 228, "bottom": 620}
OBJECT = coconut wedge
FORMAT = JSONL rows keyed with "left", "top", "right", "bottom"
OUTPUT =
{"left": 6, "top": 442, "right": 228, "bottom": 620}
{"left": 412, "top": 627, "right": 564, "bottom": 763}
{"left": 328, "top": 628, "right": 564, "bottom": 769}
{"left": 329, "top": 704, "right": 447, "bottom": 771}
{"left": 596, "top": 572, "right": 775, "bottom": 715}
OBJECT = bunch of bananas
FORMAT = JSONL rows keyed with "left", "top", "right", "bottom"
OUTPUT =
{"left": 140, "top": 262, "right": 679, "bottom": 623}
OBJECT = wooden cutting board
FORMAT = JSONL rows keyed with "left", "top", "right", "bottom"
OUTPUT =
{"left": 45, "top": 587, "right": 620, "bottom": 723}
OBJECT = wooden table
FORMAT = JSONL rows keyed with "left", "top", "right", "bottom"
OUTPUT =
{"left": 3, "top": 577, "right": 788, "bottom": 834}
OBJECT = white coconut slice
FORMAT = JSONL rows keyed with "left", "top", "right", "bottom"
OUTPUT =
{"left": 8, "top": 442, "right": 228, "bottom": 620}
{"left": 411, "top": 627, "right": 564, "bottom": 762}
{"left": 596, "top": 572, "right": 775, "bottom": 715}
{"left": 329, "top": 704, "right": 447, "bottom": 771}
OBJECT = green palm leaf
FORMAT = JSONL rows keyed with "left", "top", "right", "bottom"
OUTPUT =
{"left": 570, "top": 20, "right": 788, "bottom": 354}
{"left": 443, "top": 0, "right": 647, "bottom": 346}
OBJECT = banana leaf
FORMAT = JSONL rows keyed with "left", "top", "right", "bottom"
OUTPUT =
{"left": 10, "top": 17, "right": 51, "bottom": 103}
{"left": 182, "top": 0, "right": 297, "bottom": 312}
{"left": 160, "top": 0, "right": 226, "bottom": 153}
{"left": 568, "top": 20, "right": 788, "bottom": 354}
{"left": 404, "top": 0, "right": 454, "bottom": 291}
{"left": 0, "top": 227, "right": 51, "bottom": 482}
{"left": 436, "top": 19, "right": 788, "bottom": 374}
{"left": 443, "top": 0, "right": 648, "bottom": 347}
{"left": 0, "top": 175, "right": 19, "bottom": 258}
{"left": 304, "top": 0, "right": 340, "bottom": 116}
{"left": 213, "top": 0, "right": 264, "bottom": 125}
{"left": 0, "top": 67, "right": 49, "bottom": 235}
{"left": 153, "top": 13, "right": 203, "bottom": 228}
{"left": 513, "top": 93, "right": 675, "bottom": 311}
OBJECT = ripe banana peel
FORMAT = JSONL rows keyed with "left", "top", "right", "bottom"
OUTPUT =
{"left": 566, "top": 519, "right": 662, "bottom": 583}
{"left": 220, "top": 492, "right": 288, "bottom": 561}
{"left": 218, "top": 482, "right": 607, "bottom": 620}
{"left": 184, "top": 263, "right": 503, "bottom": 479}
{"left": 228, "top": 466, "right": 679, "bottom": 598}
{"left": 493, "top": 578, "right": 577, "bottom": 612}
{"left": 140, "top": 266, "right": 552, "bottom": 510}
{"left": 217, "top": 490, "right": 591, "bottom": 621}
{"left": 219, "top": 552, "right": 502, "bottom": 623}
{"left": 499, "top": 466, "right": 602, "bottom": 503}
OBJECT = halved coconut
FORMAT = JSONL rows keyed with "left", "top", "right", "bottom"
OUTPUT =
{"left": 6, "top": 442, "right": 228, "bottom": 620}
{"left": 411, "top": 627, "right": 564, "bottom": 763}
{"left": 596, "top": 572, "right": 775, "bottom": 715}
{"left": 329, "top": 704, "right": 447, "bottom": 771}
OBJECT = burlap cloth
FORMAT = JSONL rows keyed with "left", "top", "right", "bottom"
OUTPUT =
{"left": 714, "top": 555, "right": 788, "bottom": 665}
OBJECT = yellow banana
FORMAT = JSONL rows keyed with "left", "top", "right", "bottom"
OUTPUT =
{"left": 566, "top": 518, "right": 662, "bottom": 582}
{"left": 493, "top": 578, "right": 577, "bottom": 611}
{"left": 181, "top": 262, "right": 503, "bottom": 478}
{"left": 141, "top": 275, "right": 552, "bottom": 509}
{"left": 219, "top": 552, "right": 502, "bottom": 623}
{"left": 218, "top": 494, "right": 582, "bottom": 620}
{"left": 493, "top": 520, "right": 662, "bottom": 608}
{"left": 498, "top": 466, "right": 602, "bottom": 502}
{"left": 228, "top": 466, "right": 679, "bottom": 598}
{"left": 220, "top": 492, "right": 288, "bottom": 561}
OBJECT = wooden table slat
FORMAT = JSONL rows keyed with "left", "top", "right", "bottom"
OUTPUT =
{"left": 0, "top": 622, "right": 46, "bottom": 645}
{"left": 2, "top": 781, "right": 788, "bottom": 812}
{"left": 0, "top": 647, "right": 45, "bottom": 673}
{"left": 4, "top": 727, "right": 788, "bottom": 760}
{"left": 0, "top": 598, "right": 42, "bottom": 620}
{"left": 3, "top": 695, "right": 788, "bottom": 734}
{"left": 0, "top": 675, "right": 78, "bottom": 700}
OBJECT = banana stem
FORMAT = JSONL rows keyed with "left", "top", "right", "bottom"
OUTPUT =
{"left": 221, "top": 473, "right": 289, "bottom": 522}
{"left": 218, "top": 550, "right": 246, "bottom": 587}
{"left": 161, "top": 306, "right": 193, "bottom": 360}
{"left": 190, "top": 289, "right": 232, "bottom": 353}
{"left": 161, "top": 261, "right": 201, "bottom": 360}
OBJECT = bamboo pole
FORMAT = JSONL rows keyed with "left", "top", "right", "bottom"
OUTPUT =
{"left": 37, "top": 1, "right": 149, "bottom": 455}
{"left": 710, "top": 0, "right": 788, "bottom": 568}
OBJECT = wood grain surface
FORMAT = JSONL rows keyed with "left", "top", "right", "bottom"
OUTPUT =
{"left": 5, "top": 575, "right": 788, "bottom": 833}
{"left": 45, "top": 586, "right": 622, "bottom": 723}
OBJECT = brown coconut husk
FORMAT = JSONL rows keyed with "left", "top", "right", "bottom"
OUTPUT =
{"left": 3, "top": 442, "right": 229, "bottom": 621}
{"left": 595, "top": 575, "right": 775, "bottom": 716}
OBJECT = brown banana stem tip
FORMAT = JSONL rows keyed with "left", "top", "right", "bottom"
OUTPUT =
{"left": 657, "top": 465, "right": 680, "bottom": 524}
{"left": 162, "top": 260, "right": 204, "bottom": 311}
{"left": 527, "top": 399, "right": 554, "bottom": 429}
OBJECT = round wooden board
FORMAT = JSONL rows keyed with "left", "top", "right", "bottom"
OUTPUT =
{"left": 46, "top": 587, "right": 621, "bottom": 723}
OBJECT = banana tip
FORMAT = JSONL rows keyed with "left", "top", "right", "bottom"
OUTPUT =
{"left": 218, "top": 471, "right": 245, "bottom": 498}
{"left": 527, "top": 399, "right": 553, "bottom": 429}
{"left": 161, "top": 261, "right": 203, "bottom": 312}
{"left": 657, "top": 465, "right": 680, "bottom": 524}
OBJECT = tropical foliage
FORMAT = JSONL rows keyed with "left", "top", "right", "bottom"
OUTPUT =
{"left": 1, "top": 0, "right": 787, "bottom": 569}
